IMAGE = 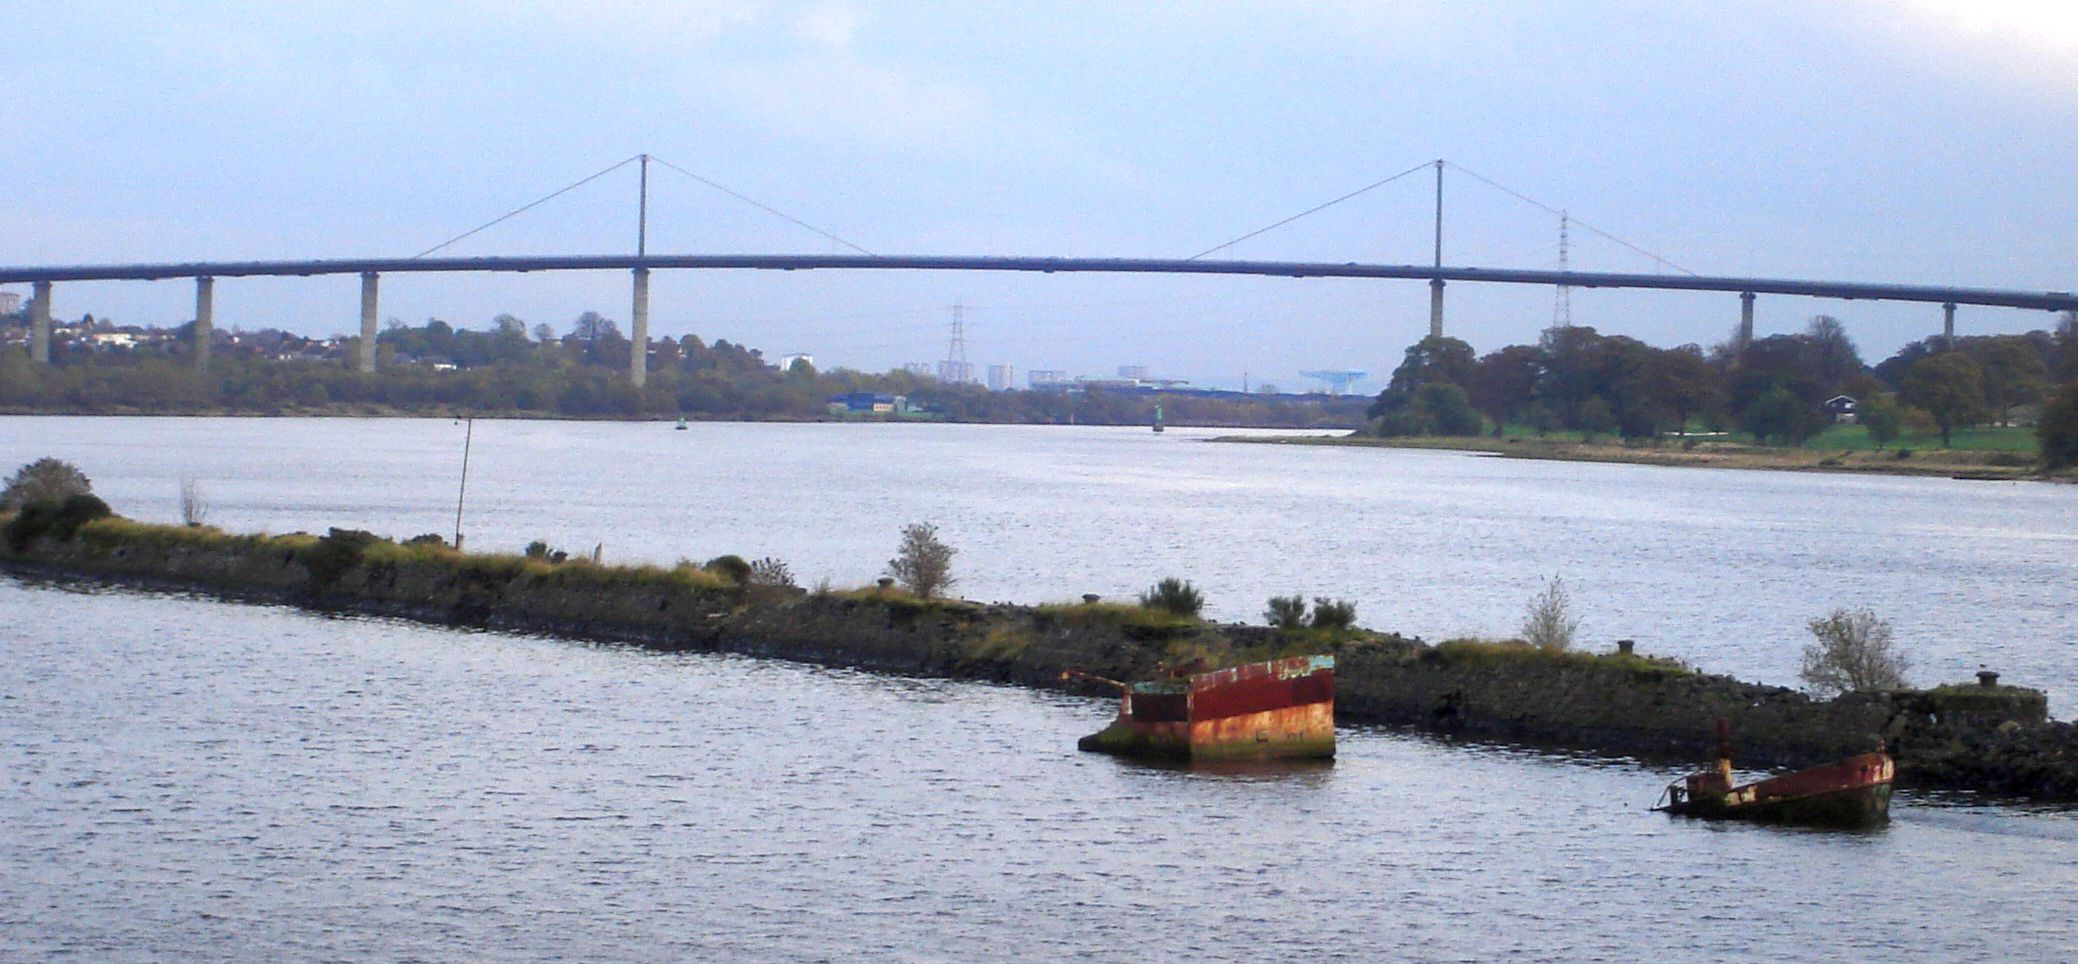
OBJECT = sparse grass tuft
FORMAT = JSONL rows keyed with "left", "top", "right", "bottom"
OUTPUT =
{"left": 1434, "top": 636, "right": 1693, "bottom": 678}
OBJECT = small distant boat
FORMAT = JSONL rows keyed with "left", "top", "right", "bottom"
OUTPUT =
{"left": 674, "top": 417, "right": 688, "bottom": 431}
{"left": 1066, "top": 654, "right": 1334, "bottom": 762}
{"left": 1655, "top": 721, "right": 1893, "bottom": 828}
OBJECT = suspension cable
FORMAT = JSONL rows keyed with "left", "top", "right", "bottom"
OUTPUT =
{"left": 1443, "top": 161, "right": 1696, "bottom": 276}
{"left": 410, "top": 155, "right": 642, "bottom": 259}
{"left": 649, "top": 155, "right": 878, "bottom": 256}
{"left": 1185, "top": 160, "right": 1434, "bottom": 261}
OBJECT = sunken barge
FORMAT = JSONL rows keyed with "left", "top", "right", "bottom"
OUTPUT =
{"left": 1070, "top": 654, "right": 1336, "bottom": 762}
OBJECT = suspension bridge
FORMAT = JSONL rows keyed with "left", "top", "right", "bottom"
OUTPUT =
{"left": 6, "top": 156, "right": 2073, "bottom": 386}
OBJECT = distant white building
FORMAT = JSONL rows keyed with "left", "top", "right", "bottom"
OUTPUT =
{"left": 986, "top": 363, "right": 1015, "bottom": 391}
{"left": 936, "top": 359, "right": 975, "bottom": 384}
{"left": 778, "top": 352, "right": 814, "bottom": 373}
{"left": 901, "top": 361, "right": 935, "bottom": 378}
{"left": 1117, "top": 364, "right": 1149, "bottom": 381}
{"left": 0, "top": 291, "right": 19, "bottom": 315}
{"left": 1028, "top": 369, "right": 1069, "bottom": 388}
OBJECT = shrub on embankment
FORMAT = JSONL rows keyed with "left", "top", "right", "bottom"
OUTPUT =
{"left": 5, "top": 514, "right": 2076, "bottom": 800}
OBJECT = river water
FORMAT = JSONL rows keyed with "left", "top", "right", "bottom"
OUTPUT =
{"left": 4, "top": 417, "right": 2077, "bottom": 959}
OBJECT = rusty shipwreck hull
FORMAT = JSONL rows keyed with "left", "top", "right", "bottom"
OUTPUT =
{"left": 1658, "top": 752, "right": 1894, "bottom": 828}
{"left": 1077, "top": 654, "right": 1335, "bottom": 762}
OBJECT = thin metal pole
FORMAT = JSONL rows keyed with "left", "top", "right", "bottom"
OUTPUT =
{"left": 637, "top": 154, "right": 649, "bottom": 258}
{"left": 453, "top": 417, "right": 474, "bottom": 550}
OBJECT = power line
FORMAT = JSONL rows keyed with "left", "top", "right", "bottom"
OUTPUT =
{"left": 1442, "top": 161, "right": 1696, "bottom": 276}
{"left": 411, "top": 155, "right": 643, "bottom": 259}
{"left": 1186, "top": 160, "right": 1434, "bottom": 261}
{"left": 648, "top": 155, "right": 878, "bottom": 256}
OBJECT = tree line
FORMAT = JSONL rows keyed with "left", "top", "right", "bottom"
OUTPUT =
{"left": 1366, "top": 313, "right": 2078, "bottom": 462}
{"left": 0, "top": 310, "right": 1366, "bottom": 429}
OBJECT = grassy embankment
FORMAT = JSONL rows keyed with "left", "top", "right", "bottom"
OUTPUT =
{"left": 11, "top": 513, "right": 1697, "bottom": 687}
{"left": 1223, "top": 423, "right": 2060, "bottom": 480}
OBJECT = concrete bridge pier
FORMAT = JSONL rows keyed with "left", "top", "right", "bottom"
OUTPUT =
{"left": 193, "top": 276, "right": 214, "bottom": 371}
{"left": 1428, "top": 278, "right": 1444, "bottom": 339}
{"left": 29, "top": 280, "right": 51, "bottom": 363}
{"left": 1943, "top": 302, "right": 1957, "bottom": 348}
{"left": 630, "top": 267, "right": 650, "bottom": 388}
{"left": 1739, "top": 290, "right": 1755, "bottom": 349}
{"left": 358, "top": 272, "right": 379, "bottom": 373}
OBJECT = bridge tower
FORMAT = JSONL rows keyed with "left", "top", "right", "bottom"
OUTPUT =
{"left": 1738, "top": 291, "right": 1755, "bottom": 354}
{"left": 29, "top": 280, "right": 50, "bottom": 364}
{"left": 630, "top": 154, "right": 651, "bottom": 388}
{"left": 1428, "top": 159, "right": 1445, "bottom": 338}
{"left": 358, "top": 272, "right": 380, "bottom": 373}
{"left": 1553, "top": 210, "right": 1572, "bottom": 328}
{"left": 193, "top": 276, "right": 214, "bottom": 371}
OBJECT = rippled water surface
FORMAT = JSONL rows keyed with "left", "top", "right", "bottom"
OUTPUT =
{"left": 5, "top": 417, "right": 2078, "bottom": 959}
{"left": 4, "top": 584, "right": 2076, "bottom": 961}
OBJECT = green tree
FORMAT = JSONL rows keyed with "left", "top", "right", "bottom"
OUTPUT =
{"left": 2, "top": 457, "right": 93, "bottom": 512}
{"left": 1965, "top": 335, "right": 2048, "bottom": 427}
{"left": 887, "top": 522, "right": 956, "bottom": 599}
{"left": 1139, "top": 577, "right": 1204, "bottom": 618}
{"left": 2054, "top": 311, "right": 2078, "bottom": 382}
{"left": 1858, "top": 394, "right": 1902, "bottom": 449}
{"left": 1900, "top": 353, "right": 1988, "bottom": 448}
{"left": 1264, "top": 594, "right": 1307, "bottom": 629}
{"left": 1413, "top": 382, "right": 1483, "bottom": 436}
{"left": 1370, "top": 335, "right": 1476, "bottom": 419}
{"left": 1740, "top": 384, "right": 1819, "bottom": 447}
{"left": 1575, "top": 395, "right": 1615, "bottom": 441}
{"left": 1309, "top": 597, "right": 1358, "bottom": 631}
{"left": 1651, "top": 344, "right": 1718, "bottom": 435}
{"left": 1804, "top": 315, "right": 1864, "bottom": 394}
{"left": 1468, "top": 344, "right": 1544, "bottom": 437}
{"left": 2039, "top": 381, "right": 2078, "bottom": 471}
{"left": 1520, "top": 575, "right": 1581, "bottom": 651}
{"left": 1799, "top": 608, "right": 1909, "bottom": 697}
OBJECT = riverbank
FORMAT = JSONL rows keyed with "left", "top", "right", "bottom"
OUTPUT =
{"left": 5, "top": 515, "right": 2074, "bottom": 801}
{"left": 1217, "top": 432, "right": 2063, "bottom": 480}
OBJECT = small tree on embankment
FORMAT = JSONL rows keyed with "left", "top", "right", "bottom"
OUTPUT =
{"left": 887, "top": 522, "right": 956, "bottom": 599}
{"left": 1799, "top": 607, "right": 1910, "bottom": 697}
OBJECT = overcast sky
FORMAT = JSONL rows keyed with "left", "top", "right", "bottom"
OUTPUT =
{"left": 4, "top": 1, "right": 2074, "bottom": 390}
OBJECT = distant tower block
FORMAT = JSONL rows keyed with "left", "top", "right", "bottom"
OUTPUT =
{"left": 1299, "top": 370, "right": 1367, "bottom": 395}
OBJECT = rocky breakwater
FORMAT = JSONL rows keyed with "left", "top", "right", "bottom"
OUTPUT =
{"left": 5, "top": 515, "right": 2074, "bottom": 802}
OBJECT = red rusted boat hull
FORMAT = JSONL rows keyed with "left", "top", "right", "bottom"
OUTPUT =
{"left": 1661, "top": 752, "right": 1894, "bottom": 828}
{"left": 1077, "top": 655, "right": 1334, "bottom": 761}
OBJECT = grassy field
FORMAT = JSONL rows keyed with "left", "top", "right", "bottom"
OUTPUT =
{"left": 1221, "top": 422, "right": 2058, "bottom": 479}
{"left": 1476, "top": 422, "right": 2040, "bottom": 454}
{"left": 1803, "top": 423, "right": 2038, "bottom": 453}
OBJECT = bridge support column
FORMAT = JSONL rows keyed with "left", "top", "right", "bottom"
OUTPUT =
{"left": 1428, "top": 278, "right": 1444, "bottom": 339}
{"left": 358, "top": 272, "right": 379, "bottom": 373}
{"left": 193, "top": 276, "right": 214, "bottom": 371}
{"left": 1942, "top": 302, "right": 1956, "bottom": 348}
{"left": 1739, "top": 291, "right": 1755, "bottom": 351}
{"left": 630, "top": 267, "right": 650, "bottom": 388}
{"left": 29, "top": 280, "right": 51, "bottom": 364}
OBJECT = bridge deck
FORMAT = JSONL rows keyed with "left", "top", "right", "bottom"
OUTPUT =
{"left": 2, "top": 254, "right": 2072, "bottom": 312}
